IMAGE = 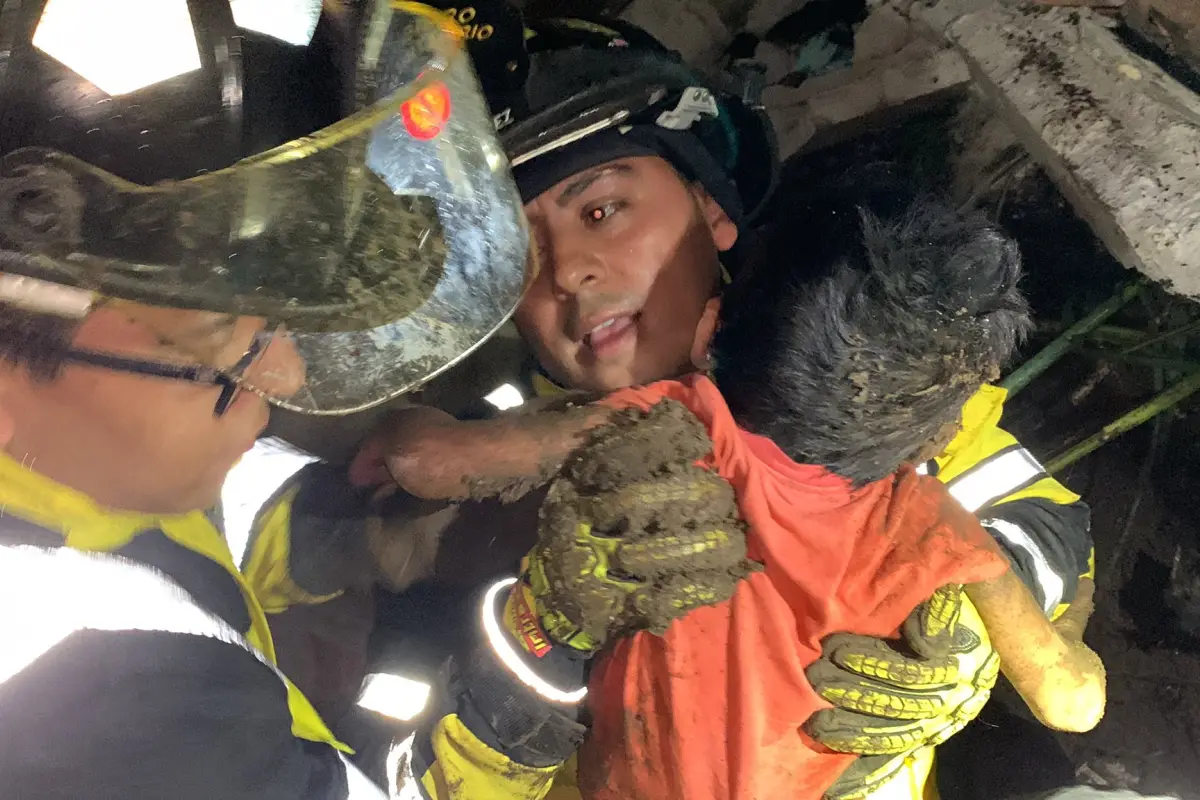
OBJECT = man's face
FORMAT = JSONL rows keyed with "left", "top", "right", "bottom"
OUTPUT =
{"left": 515, "top": 156, "right": 737, "bottom": 393}
{"left": 0, "top": 303, "right": 304, "bottom": 515}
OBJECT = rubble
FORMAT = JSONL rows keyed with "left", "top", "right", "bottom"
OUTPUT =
{"left": 764, "top": 41, "right": 971, "bottom": 158}
{"left": 913, "top": 1, "right": 1200, "bottom": 297}
{"left": 619, "top": 0, "right": 736, "bottom": 66}
{"left": 852, "top": 2, "right": 912, "bottom": 64}
{"left": 1124, "top": 0, "right": 1200, "bottom": 69}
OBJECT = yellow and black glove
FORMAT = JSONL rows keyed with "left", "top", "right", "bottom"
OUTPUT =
{"left": 524, "top": 400, "right": 757, "bottom": 654}
{"left": 460, "top": 400, "right": 756, "bottom": 776}
{"left": 806, "top": 584, "right": 1000, "bottom": 800}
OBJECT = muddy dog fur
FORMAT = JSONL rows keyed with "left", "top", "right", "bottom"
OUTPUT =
{"left": 714, "top": 190, "right": 1032, "bottom": 485}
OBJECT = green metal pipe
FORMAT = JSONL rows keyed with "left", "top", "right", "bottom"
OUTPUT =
{"left": 1074, "top": 348, "right": 1200, "bottom": 374}
{"left": 1120, "top": 316, "right": 1200, "bottom": 355}
{"left": 1046, "top": 369, "right": 1200, "bottom": 474}
{"left": 1001, "top": 279, "right": 1148, "bottom": 396}
{"left": 1087, "top": 325, "right": 1152, "bottom": 348}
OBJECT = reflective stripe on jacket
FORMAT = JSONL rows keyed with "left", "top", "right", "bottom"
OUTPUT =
{"left": 0, "top": 540, "right": 383, "bottom": 796}
{"left": 0, "top": 449, "right": 344, "bottom": 750}
{"left": 926, "top": 384, "right": 1093, "bottom": 618}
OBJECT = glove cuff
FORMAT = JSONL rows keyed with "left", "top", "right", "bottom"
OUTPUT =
{"left": 483, "top": 577, "right": 590, "bottom": 704}
{"left": 451, "top": 576, "right": 589, "bottom": 767}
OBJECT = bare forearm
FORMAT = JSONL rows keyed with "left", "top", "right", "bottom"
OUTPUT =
{"left": 1051, "top": 576, "right": 1095, "bottom": 643}
{"left": 965, "top": 570, "right": 1106, "bottom": 732}
{"left": 371, "top": 405, "right": 614, "bottom": 502}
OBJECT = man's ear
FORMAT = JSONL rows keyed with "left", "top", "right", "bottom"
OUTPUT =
{"left": 690, "top": 296, "right": 721, "bottom": 372}
{"left": 693, "top": 186, "right": 739, "bottom": 252}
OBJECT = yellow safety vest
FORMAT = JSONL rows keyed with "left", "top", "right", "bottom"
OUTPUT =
{"left": 0, "top": 451, "right": 346, "bottom": 753}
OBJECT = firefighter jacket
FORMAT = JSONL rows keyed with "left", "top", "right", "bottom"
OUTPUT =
{"left": 918, "top": 384, "right": 1093, "bottom": 619}
{"left": 0, "top": 450, "right": 562, "bottom": 800}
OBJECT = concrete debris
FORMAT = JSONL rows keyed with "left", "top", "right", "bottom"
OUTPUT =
{"left": 947, "top": 93, "right": 1027, "bottom": 205}
{"left": 743, "top": 0, "right": 812, "bottom": 39}
{"left": 1036, "top": 0, "right": 1125, "bottom": 7}
{"left": 619, "top": 0, "right": 735, "bottom": 67}
{"left": 764, "top": 42, "right": 971, "bottom": 159}
{"left": 1076, "top": 757, "right": 1142, "bottom": 790}
{"left": 754, "top": 39, "right": 797, "bottom": 84}
{"left": 1124, "top": 0, "right": 1200, "bottom": 69}
{"left": 912, "top": 1, "right": 1200, "bottom": 297}
{"left": 908, "top": 0, "right": 999, "bottom": 36}
{"left": 853, "top": 2, "right": 913, "bottom": 65}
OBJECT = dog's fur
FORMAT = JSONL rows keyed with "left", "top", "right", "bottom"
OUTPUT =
{"left": 713, "top": 194, "right": 1031, "bottom": 485}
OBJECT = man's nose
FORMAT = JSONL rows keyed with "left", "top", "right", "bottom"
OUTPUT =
{"left": 548, "top": 236, "right": 607, "bottom": 296}
{"left": 246, "top": 328, "right": 306, "bottom": 400}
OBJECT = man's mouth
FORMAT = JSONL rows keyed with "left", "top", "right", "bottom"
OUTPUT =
{"left": 583, "top": 313, "right": 640, "bottom": 357}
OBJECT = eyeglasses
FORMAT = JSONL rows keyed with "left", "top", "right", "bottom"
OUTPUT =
{"left": 61, "top": 330, "right": 274, "bottom": 416}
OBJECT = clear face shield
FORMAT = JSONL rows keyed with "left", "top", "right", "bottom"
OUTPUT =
{"left": 0, "top": 4, "right": 532, "bottom": 415}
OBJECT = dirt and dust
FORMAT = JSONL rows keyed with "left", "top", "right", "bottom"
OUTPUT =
{"left": 370, "top": 394, "right": 756, "bottom": 641}
{"left": 463, "top": 392, "right": 606, "bottom": 502}
{"left": 536, "top": 399, "right": 756, "bottom": 641}
{"left": 967, "top": 570, "right": 1107, "bottom": 733}
{"left": 183, "top": 166, "right": 446, "bottom": 333}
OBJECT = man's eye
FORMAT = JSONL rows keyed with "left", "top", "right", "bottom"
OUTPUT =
{"left": 584, "top": 202, "right": 621, "bottom": 224}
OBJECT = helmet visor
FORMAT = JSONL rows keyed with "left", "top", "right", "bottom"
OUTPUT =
{"left": 0, "top": 6, "right": 530, "bottom": 414}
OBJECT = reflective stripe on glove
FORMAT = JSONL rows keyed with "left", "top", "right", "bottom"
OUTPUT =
{"left": 806, "top": 585, "right": 999, "bottom": 799}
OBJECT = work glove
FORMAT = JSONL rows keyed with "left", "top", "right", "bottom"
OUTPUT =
{"left": 520, "top": 400, "right": 757, "bottom": 654}
{"left": 806, "top": 584, "right": 1000, "bottom": 800}
{"left": 468, "top": 401, "right": 755, "bottom": 769}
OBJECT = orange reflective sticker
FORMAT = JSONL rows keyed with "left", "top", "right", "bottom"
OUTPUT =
{"left": 400, "top": 82, "right": 452, "bottom": 140}
{"left": 510, "top": 582, "right": 552, "bottom": 658}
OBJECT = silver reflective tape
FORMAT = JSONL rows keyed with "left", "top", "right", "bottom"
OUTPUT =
{"left": 946, "top": 448, "right": 1045, "bottom": 513}
{"left": 230, "top": 0, "right": 322, "bottom": 45}
{"left": 0, "top": 544, "right": 265, "bottom": 685}
{"left": 0, "top": 543, "right": 383, "bottom": 794}
{"left": 481, "top": 578, "right": 586, "bottom": 705}
{"left": 222, "top": 437, "right": 319, "bottom": 569}
{"left": 386, "top": 734, "right": 424, "bottom": 800}
{"left": 981, "top": 518, "right": 1064, "bottom": 614}
{"left": 34, "top": 0, "right": 201, "bottom": 95}
{"left": 340, "top": 752, "right": 390, "bottom": 799}
{"left": 358, "top": 672, "right": 431, "bottom": 722}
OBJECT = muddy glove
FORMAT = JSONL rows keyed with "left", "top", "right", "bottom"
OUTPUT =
{"left": 524, "top": 400, "right": 757, "bottom": 654}
{"left": 807, "top": 584, "right": 1000, "bottom": 800}
{"left": 466, "top": 402, "right": 755, "bottom": 769}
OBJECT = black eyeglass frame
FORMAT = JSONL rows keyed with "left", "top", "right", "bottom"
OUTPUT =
{"left": 60, "top": 332, "right": 270, "bottom": 416}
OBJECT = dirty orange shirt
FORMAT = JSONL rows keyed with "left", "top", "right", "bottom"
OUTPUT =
{"left": 580, "top": 375, "right": 1009, "bottom": 800}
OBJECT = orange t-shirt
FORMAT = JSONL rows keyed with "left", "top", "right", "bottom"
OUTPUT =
{"left": 579, "top": 375, "right": 1008, "bottom": 800}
